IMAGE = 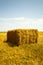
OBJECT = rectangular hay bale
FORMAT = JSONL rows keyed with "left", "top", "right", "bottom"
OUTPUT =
{"left": 7, "top": 29, "right": 38, "bottom": 45}
{"left": 29, "top": 29, "right": 38, "bottom": 43}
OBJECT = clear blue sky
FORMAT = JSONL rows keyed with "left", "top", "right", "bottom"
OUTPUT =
{"left": 0, "top": 0, "right": 43, "bottom": 31}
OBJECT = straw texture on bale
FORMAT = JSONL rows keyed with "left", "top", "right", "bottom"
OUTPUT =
{"left": 29, "top": 29, "right": 38, "bottom": 43}
{"left": 14, "top": 29, "right": 30, "bottom": 45}
{"left": 7, "top": 29, "right": 38, "bottom": 45}
{"left": 7, "top": 30, "right": 15, "bottom": 43}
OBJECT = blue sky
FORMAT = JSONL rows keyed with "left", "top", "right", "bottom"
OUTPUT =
{"left": 0, "top": 0, "right": 43, "bottom": 31}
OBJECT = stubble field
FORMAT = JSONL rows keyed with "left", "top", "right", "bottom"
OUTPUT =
{"left": 0, "top": 32, "right": 43, "bottom": 65}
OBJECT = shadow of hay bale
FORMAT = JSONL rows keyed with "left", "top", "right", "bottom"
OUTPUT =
{"left": 7, "top": 41, "right": 19, "bottom": 47}
{"left": 4, "top": 40, "right": 19, "bottom": 47}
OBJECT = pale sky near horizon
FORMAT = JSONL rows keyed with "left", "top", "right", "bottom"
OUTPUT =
{"left": 0, "top": 0, "right": 43, "bottom": 31}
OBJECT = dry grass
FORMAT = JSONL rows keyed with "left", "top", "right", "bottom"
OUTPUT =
{"left": 0, "top": 32, "right": 43, "bottom": 65}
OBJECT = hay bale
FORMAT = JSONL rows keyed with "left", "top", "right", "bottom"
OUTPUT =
{"left": 13, "top": 29, "right": 30, "bottom": 45}
{"left": 7, "top": 29, "right": 38, "bottom": 46}
{"left": 29, "top": 29, "right": 38, "bottom": 43}
{"left": 7, "top": 30, "right": 15, "bottom": 43}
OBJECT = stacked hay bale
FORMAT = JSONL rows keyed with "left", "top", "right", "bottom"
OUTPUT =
{"left": 7, "top": 30, "right": 15, "bottom": 43}
{"left": 7, "top": 29, "right": 38, "bottom": 45}
{"left": 29, "top": 29, "right": 38, "bottom": 43}
{"left": 15, "top": 29, "right": 30, "bottom": 45}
